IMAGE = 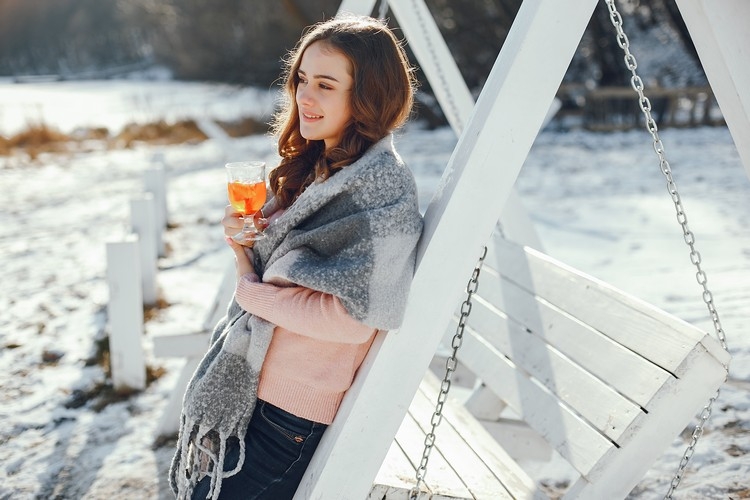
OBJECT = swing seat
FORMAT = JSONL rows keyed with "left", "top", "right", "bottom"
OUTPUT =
{"left": 371, "top": 229, "right": 730, "bottom": 499}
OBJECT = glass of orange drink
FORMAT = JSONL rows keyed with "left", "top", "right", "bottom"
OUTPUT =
{"left": 225, "top": 161, "right": 267, "bottom": 244}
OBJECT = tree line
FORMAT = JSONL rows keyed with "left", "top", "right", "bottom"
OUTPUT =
{"left": 0, "top": 1, "right": 706, "bottom": 102}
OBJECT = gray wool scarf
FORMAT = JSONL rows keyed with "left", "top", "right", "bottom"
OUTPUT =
{"left": 169, "top": 135, "right": 423, "bottom": 499}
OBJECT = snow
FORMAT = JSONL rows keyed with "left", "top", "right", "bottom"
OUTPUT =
{"left": 1, "top": 79, "right": 748, "bottom": 499}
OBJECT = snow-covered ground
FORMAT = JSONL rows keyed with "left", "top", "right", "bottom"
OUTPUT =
{"left": 0, "top": 79, "right": 748, "bottom": 499}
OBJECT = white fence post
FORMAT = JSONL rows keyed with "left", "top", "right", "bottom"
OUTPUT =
{"left": 144, "top": 158, "right": 168, "bottom": 257}
{"left": 130, "top": 194, "right": 158, "bottom": 306}
{"left": 106, "top": 235, "right": 146, "bottom": 390}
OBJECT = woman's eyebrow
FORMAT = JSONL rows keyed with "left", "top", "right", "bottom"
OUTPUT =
{"left": 298, "top": 69, "right": 340, "bottom": 83}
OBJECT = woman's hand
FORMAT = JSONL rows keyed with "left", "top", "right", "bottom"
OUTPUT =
{"left": 222, "top": 205, "right": 246, "bottom": 244}
{"left": 225, "top": 235, "right": 257, "bottom": 279}
{"left": 222, "top": 205, "right": 259, "bottom": 280}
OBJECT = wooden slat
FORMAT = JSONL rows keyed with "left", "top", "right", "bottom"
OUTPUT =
{"left": 371, "top": 441, "right": 422, "bottom": 498}
{"left": 417, "top": 373, "right": 543, "bottom": 500}
{"left": 152, "top": 331, "right": 209, "bottom": 358}
{"left": 374, "top": 370, "right": 540, "bottom": 499}
{"left": 393, "top": 405, "right": 472, "bottom": 498}
{"left": 563, "top": 342, "right": 729, "bottom": 499}
{"left": 451, "top": 302, "right": 642, "bottom": 443}
{"left": 457, "top": 329, "right": 613, "bottom": 477}
{"left": 472, "top": 267, "right": 670, "bottom": 408}
{"left": 486, "top": 234, "right": 712, "bottom": 371}
{"left": 409, "top": 379, "right": 515, "bottom": 499}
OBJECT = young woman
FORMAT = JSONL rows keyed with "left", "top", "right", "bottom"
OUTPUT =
{"left": 169, "top": 15, "right": 423, "bottom": 500}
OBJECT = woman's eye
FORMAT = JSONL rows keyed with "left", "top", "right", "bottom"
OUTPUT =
{"left": 319, "top": 83, "right": 332, "bottom": 90}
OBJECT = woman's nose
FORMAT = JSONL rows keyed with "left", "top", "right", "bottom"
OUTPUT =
{"left": 297, "top": 86, "right": 313, "bottom": 105}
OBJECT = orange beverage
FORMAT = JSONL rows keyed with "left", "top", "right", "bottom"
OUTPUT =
{"left": 228, "top": 180, "right": 267, "bottom": 215}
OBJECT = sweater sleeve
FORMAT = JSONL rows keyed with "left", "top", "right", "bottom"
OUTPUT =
{"left": 234, "top": 274, "right": 377, "bottom": 344}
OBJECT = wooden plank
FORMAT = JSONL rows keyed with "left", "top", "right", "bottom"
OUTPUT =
{"left": 563, "top": 342, "right": 728, "bottom": 499}
{"left": 372, "top": 441, "right": 419, "bottom": 497}
{"left": 453, "top": 303, "right": 642, "bottom": 443}
{"left": 408, "top": 378, "right": 514, "bottom": 499}
{"left": 152, "top": 331, "right": 209, "bottom": 358}
{"left": 387, "top": 0, "right": 472, "bottom": 133}
{"left": 487, "top": 235, "right": 716, "bottom": 371}
{"left": 473, "top": 266, "right": 671, "bottom": 408}
{"left": 418, "top": 373, "right": 542, "bottom": 500}
{"left": 373, "top": 371, "right": 539, "bottom": 499}
{"left": 676, "top": 0, "right": 750, "bottom": 179}
{"left": 338, "top": 0, "right": 377, "bottom": 15}
{"left": 295, "top": 1, "right": 599, "bottom": 497}
{"left": 394, "top": 405, "right": 472, "bottom": 498}
{"left": 458, "top": 328, "right": 612, "bottom": 478}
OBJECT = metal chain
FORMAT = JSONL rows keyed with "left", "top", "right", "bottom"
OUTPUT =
{"left": 409, "top": 246, "right": 488, "bottom": 499}
{"left": 603, "top": 1, "right": 730, "bottom": 498}
{"left": 410, "top": 0, "right": 464, "bottom": 135}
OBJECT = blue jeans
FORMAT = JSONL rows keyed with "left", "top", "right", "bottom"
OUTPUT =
{"left": 191, "top": 400, "right": 328, "bottom": 500}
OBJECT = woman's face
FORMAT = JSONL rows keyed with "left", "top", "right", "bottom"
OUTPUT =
{"left": 295, "top": 41, "right": 353, "bottom": 150}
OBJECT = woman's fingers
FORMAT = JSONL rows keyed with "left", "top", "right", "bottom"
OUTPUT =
{"left": 225, "top": 236, "right": 255, "bottom": 276}
{"left": 222, "top": 205, "right": 245, "bottom": 238}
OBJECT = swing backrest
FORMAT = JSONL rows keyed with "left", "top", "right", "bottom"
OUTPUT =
{"left": 451, "top": 230, "right": 730, "bottom": 499}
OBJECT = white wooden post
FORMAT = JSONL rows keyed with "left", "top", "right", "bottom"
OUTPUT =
{"left": 676, "top": 0, "right": 750, "bottom": 179}
{"left": 144, "top": 160, "right": 168, "bottom": 257}
{"left": 130, "top": 194, "right": 158, "bottom": 306}
{"left": 295, "top": 1, "right": 598, "bottom": 498}
{"left": 106, "top": 235, "right": 146, "bottom": 390}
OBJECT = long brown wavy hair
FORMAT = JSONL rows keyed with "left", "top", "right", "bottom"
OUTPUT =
{"left": 269, "top": 15, "right": 416, "bottom": 209}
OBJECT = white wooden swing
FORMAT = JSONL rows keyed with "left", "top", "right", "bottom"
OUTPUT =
{"left": 154, "top": 0, "right": 748, "bottom": 497}
{"left": 292, "top": 0, "right": 747, "bottom": 498}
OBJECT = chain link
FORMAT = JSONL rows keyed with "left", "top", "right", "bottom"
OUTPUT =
{"left": 409, "top": 246, "right": 487, "bottom": 499}
{"left": 603, "top": 1, "right": 730, "bottom": 498}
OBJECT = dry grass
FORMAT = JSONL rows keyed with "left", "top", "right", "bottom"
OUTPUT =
{"left": 0, "top": 116, "right": 266, "bottom": 161}
{"left": 216, "top": 116, "right": 269, "bottom": 138}
{"left": 114, "top": 119, "right": 208, "bottom": 148}
{"left": 1, "top": 125, "right": 72, "bottom": 159}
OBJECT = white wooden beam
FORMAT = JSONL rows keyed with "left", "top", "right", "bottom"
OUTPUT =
{"left": 388, "top": 0, "right": 472, "bottom": 135}
{"left": 294, "top": 1, "right": 598, "bottom": 498}
{"left": 337, "top": 0, "right": 377, "bottom": 16}
{"left": 676, "top": 0, "right": 750, "bottom": 179}
{"left": 387, "top": 0, "right": 543, "bottom": 250}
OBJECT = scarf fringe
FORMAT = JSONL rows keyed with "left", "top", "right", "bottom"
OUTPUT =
{"left": 171, "top": 415, "right": 248, "bottom": 499}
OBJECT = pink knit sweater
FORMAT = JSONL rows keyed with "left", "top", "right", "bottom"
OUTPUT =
{"left": 235, "top": 275, "right": 378, "bottom": 424}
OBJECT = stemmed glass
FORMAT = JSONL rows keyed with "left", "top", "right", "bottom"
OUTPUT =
{"left": 225, "top": 161, "right": 268, "bottom": 244}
